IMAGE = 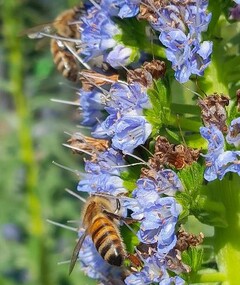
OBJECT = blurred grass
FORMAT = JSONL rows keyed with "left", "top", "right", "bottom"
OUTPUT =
{"left": 0, "top": 1, "right": 95, "bottom": 284}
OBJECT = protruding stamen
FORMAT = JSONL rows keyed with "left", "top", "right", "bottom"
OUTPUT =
{"left": 63, "top": 42, "right": 91, "bottom": 70}
{"left": 51, "top": 98, "right": 79, "bottom": 106}
{"left": 65, "top": 188, "right": 87, "bottom": 203}
{"left": 52, "top": 161, "right": 82, "bottom": 176}
{"left": 62, "top": 143, "right": 93, "bottom": 156}
{"left": 46, "top": 219, "right": 78, "bottom": 232}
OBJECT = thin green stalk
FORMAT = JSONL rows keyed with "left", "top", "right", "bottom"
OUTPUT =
{"left": 2, "top": 2, "right": 51, "bottom": 285}
{"left": 213, "top": 176, "right": 240, "bottom": 285}
{"left": 193, "top": 272, "right": 226, "bottom": 283}
{"left": 169, "top": 114, "right": 202, "bottom": 132}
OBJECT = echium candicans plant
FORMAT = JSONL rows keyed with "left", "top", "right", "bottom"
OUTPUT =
{"left": 32, "top": 0, "right": 240, "bottom": 284}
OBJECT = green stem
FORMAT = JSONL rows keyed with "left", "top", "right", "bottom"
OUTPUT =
{"left": 169, "top": 114, "right": 202, "bottom": 132}
{"left": 214, "top": 176, "right": 240, "bottom": 285}
{"left": 193, "top": 272, "right": 226, "bottom": 283}
{"left": 206, "top": 176, "right": 240, "bottom": 285}
{"left": 140, "top": 42, "right": 166, "bottom": 58}
{"left": 2, "top": 2, "right": 51, "bottom": 285}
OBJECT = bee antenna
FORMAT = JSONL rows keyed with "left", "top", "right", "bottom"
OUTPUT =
{"left": 50, "top": 98, "right": 79, "bottom": 106}
{"left": 65, "top": 188, "right": 87, "bottom": 203}
{"left": 46, "top": 219, "right": 78, "bottom": 232}
{"left": 52, "top": 161, "right": 82, "bottom": 176}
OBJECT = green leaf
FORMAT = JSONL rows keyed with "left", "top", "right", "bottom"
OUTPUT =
{"left": 182, "top": 247, "right": 204, "bottom": 273}
{"left": 145, "top": 79, "right": 171, "bottom": 136}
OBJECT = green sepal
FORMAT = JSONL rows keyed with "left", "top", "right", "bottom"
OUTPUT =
{"left": 121, "top": 171, "right": 138, "bottom": 193}
{"left": 144, "top": 79, "right": 171, "bottom": 136}
{"left": 181, "top": 247, "right": 204, "bottom": 281}
{"left": 177, "top": 163, "right": 228, "bottom": 227}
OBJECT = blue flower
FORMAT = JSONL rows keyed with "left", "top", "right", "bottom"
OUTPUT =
{"left": 131, "top": 194, "right": 181, "bottom": 255}
{"left": 151, "top": 0, "right": 212, "bottom": 83}
{"left": 105, "top": 44, "right": 133, "bottom": 68}
{"left": 155, "top": 170, "right": 183, "bottom": 196}
{"left": 230, "top": 4, "right": 240, "bottom": 20}
{"left": 80, "top": 8, "right": 121, "bottom": 61}
{"left": 100, "top": 0, "right": 140, "bottom": 18}
{"left": 108, "top": 82, "right": 151, "bottom": 113}
{"left": 215, "top": 151, "right": 240, "bottom": 180}
{"left": 85, "top": 148, "right": 126, "bottom": 176}
{"left": 201, "top": 121, "right": 240, "bottom": 181}
{"left": 226, "top": 117, "right": 240, "bottom": 147}
{"left": 111, "top": 115, "right": 152, "bottom": 153}
{"left": 79, "top": 88, "right": 106, "bottom": 127}
{"left": 80, "top": 6, "right": 137, "bottom": 68}
{"left": 124, "top": 255, "right": 185, "bottom": 285}
{"left": 92, "top": 81, "right": 152, "bottom": 152}
{"left": 200, "top": 125, "right": 224, "bottom": 155}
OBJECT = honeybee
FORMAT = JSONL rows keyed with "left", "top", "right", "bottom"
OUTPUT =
{"left": 24, "top": 6, "right": 82, "bottom": 81}
{"left": 50, "top": 6, "right": 82, "bottom": 82}
{"left": 69, "top": 195, "right": 126, "bottom": 274}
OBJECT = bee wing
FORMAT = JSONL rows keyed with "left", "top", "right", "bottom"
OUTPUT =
{"left": 69, "top": 231, "right": 87, "bottom": 275}
{"left": 19, "top": 23, "right": 56, "bottom": 39}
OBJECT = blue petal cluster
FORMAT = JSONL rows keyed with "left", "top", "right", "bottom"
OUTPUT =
{"left": 200, "top": 118, "right": 240, "bottom": 181}
{"left": 150, "top": 0, "right": 212, "bottom": 83}
{"left": 101, "top": 0, "right": 140, "bottom": 18}
{"left": 78, "top": 88, "right": 106, "bottom": 127}
{"left": 131, "top": 178, "right": 182, "bottom": 254}
{"left": 77, "top": 148, "right": 127, "bottom": 195}
{"left": 124, "top": 171, "right": 183, "bottom": 284}
{"left": 124, "top": 252, "right": 185, "bottom": 285}
{"left": 80, "top": 6, "right": 136, "bottom": 68}
{"left": 92, "top": 82, "right": 152, "bottom": 153}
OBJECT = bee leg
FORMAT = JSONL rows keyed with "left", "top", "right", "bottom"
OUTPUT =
{"left": 127, "top": 253, "right": 143, "bottom": 268}
{"left": 103, "top": 210, "right": 139, "bottom": 224}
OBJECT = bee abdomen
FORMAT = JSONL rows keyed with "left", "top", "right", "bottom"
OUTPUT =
{"left": 50, "top": 40, "right": 78, "bottom": 82}
{"left": 90, "top": 217, "right": 125, "bottom": 266}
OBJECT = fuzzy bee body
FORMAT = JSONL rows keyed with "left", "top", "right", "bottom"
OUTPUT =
{"left": 69, "top": 196, "right": 126, "bottom": 274}
{"left": 50, "top": 7, "right": 82, "bottom": 81}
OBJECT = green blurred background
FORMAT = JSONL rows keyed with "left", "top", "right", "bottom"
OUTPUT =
{"left": 0, "top": 1, "right": 95, "bottom": 284}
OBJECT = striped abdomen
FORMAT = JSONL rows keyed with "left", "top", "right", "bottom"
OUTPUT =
{"left": 89, "top": 215, "right": 125, "bottom": 266}
{"left": 50, "top": 40, "right": 78, "bottom": 82}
